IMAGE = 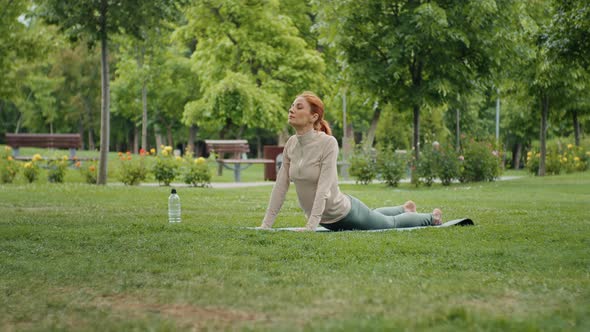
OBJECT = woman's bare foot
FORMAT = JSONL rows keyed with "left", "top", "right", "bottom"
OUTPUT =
{"left": 403, "top": 200, "right": 417, "bottom": 213}
{"left": 432, "top": 208, "right": 443, "bottom": 225}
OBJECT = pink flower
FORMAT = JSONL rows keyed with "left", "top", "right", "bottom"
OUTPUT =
{"left": 458, "top": 155, "right": 464, "bottom": 161}
{"left": 492, "top": 150, "right": 498, "bottom": 157}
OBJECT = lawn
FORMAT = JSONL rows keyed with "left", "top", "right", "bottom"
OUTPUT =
{"left": 1, "top": 171, "right": 589, "bottom": 331}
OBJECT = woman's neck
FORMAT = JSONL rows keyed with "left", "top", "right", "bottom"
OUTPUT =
{"left": 295, "top": 125, "right": 314, "bottom": 136}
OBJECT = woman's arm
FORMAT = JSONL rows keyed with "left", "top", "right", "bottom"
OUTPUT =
{"left": 305, "top": 136, "right": 339, "bottom": 231}
{"left": 260, "top": 138, "right": 292, "bottom": 228}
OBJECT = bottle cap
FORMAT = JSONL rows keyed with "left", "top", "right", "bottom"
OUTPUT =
{"left": 171, "top": 188, "right": 177, "bottom": 194}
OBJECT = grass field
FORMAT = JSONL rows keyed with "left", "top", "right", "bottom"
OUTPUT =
{"left": 1, "top": 170, "right": 589, "bottom": 331}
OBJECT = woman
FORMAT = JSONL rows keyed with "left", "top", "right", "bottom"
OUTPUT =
{"left": 260, "top": 91, "right": 442, "bottom": 232}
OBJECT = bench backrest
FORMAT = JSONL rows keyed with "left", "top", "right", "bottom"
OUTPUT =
{"left": 6, "top": 133, "right": 81, "bottom": 149}
{"left": 204, "top": 139, "right": 249, "bottom": 158}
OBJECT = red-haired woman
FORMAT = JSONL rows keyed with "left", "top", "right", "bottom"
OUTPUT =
{"left": 260, "top": 91, "right": 442, "bottom": 231}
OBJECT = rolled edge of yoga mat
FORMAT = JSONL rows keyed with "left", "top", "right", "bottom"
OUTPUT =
{"left": 436, "top": 218, "right": 474, "bottom": 227}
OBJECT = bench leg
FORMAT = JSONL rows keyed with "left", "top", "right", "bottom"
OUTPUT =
{"left": 234, "top": 165, "right": 241, "bottom": 182}
{"left": 69, "top": 148, "right": 76, "bottom": 159}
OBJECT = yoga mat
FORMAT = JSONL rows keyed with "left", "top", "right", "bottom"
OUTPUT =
{"left": 246, "top": 218, "right": 474, "bottom": 232}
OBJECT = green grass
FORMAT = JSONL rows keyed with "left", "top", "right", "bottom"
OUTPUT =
{"left": 1, "top": 171, "right": 589, "bottom": 331}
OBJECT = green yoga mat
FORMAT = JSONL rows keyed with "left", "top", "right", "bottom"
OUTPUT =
{"left": 247, "top": 218, "right": 474, "bottom": 232}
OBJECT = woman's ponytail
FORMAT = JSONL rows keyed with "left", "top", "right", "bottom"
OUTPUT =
{"left": 317, "top": 119, "right": 332, "bottom": 136}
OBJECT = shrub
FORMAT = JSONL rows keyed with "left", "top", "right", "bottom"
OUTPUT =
{"left": 22, "top": 159, "right": 41, "bottom": 183}
{"left": 0, "top": 150, "right": 19, "bottom": 184}
{"left": 526, "top": 150, "right": 540, "bottom": 175}
{"left": 376, "top": 144, "right": 406, "bottom": 187}
{"left": 118, "top": 152, "right": 148, "bottom": 185}
{"left": 460, "top": 139, "right": 501, "bottom": 182}
{"left": 80, "top": 161, "right": 98, "bottom": 184}
{"left": 47, "top": 156, "right": 69, "bottom": 183}
{"left": 349, "top": 145, "right": 377, "bottom": 185}
{"left": 527, "top": 143, "right": 589, "bottom": 175}
{"left": 436, "top": 146, "right": 460, "bottom": 186}
{"left": 152, "top": 146, "right": 179, "bottom": 186}
{"left": 416, "top": 146, "right": 436, "bottom": 186}
{"left": 183, "top": 156, "right": 212, "bottom": 187}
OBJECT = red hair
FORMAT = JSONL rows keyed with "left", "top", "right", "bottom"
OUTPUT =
{"left": 298, "top": 91, "right": 332, "bottom": 136}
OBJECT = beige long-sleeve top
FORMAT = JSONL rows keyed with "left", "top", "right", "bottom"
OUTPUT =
{"left": 262, "top": 128, "right": 352, "bottom": 230}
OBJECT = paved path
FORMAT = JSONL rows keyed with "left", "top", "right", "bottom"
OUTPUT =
{"left": 115, "top": 176, "right": 522, "bottom": 189}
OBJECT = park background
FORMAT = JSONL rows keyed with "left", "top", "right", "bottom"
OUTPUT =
{"left": 1, "top": 0, "right": 589, "bottom": 331}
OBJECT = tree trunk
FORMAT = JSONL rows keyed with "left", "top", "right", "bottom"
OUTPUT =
{"left": 78, "top": 117, "right": 85, "bottom": 150}
{"left": 237, "top": 124, "right": 245, "bottom": 138}
{"left": 84, "top": 97, "right": 96, "bottom": 150}
{"left": 166, "top": 124, "right": 173, "bottom": 147}
{"left": 538, "top": 94, "right": 548, "bottom": 176}
{"left": 256, "top": 133, "right": 262, "bottom": 158}
{"left": 15, "top": 114, "right": 21, "bottom": 133}
{"left": 88, "top": 129, "right": 95, "bottom": 151}
{"left": 364, "top": 104, "right": 381, "bottom": 149}
{"left": 413, "top": 104, "right": 420, "bottom": 161}
{"left": 141, "top": 81, "right": 148, "bottom": 151}
{"left": 513, "top": 142, "right": 522, "bottom": 170}
{"left": 341, "top": 90, "right": 350, "bottom": 180}
{"left": 133, "top": 126, "right": 139, "bottom": 154}
{"left": 188, "top": 124, "right": 197, "bottom": 155}
{"left": 154, "top": 123, "right": 163, "bottom": 153}
{"left": 97, "top": 0, "right": 110, "bottom": 185}
{"left": 573, "top": 110, "right": 580, "bottom": 146}
{"left": 456, "top": 108, "right": 461, "bottom": 152}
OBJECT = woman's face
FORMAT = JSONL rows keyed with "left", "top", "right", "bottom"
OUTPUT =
{"left": 288, "top": 96, "right": 318, "bottom": 128}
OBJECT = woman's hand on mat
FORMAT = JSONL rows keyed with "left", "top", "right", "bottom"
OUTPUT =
{"left": 259, "top": 223, "right": 271, "bottom": 229}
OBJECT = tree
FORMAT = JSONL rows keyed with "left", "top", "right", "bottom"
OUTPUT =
{"left": 112, "top": 29, "right": 200, "bottom": 153}
{"left": 179, "top": 0, "right": 325, "bottom": 139}
{"left": 315, "top": 0, "right": 521, "bottom": 162}
{"left": 545, "top": 0, "right": 590, "bottom": 69}
{"left": 38, "top": 0, "right": 184, "bottom": 184}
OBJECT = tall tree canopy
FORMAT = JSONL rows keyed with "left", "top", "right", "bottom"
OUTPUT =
{"left": 179, "top": 0, "right": 325, "bottom": 138}
{"left": 315, "top": 0, "right": 522, "bottom": 160}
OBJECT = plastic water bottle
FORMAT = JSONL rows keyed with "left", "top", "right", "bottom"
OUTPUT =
{"left": 168, "top": 188, "right": 181, "bottom": 223}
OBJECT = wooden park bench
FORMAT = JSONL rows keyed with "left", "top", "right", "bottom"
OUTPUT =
{"left": 205, "top": 139, "right": 274, "bottom": 182}
{"left": 5, "top": 133, "right": 94, "bottom": 162}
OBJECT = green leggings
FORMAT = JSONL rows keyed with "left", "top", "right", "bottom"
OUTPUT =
{"left": 320, "top": 194, "right": 434, "bottom": 231}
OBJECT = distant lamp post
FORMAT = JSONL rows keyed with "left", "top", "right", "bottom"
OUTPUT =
{"left": 496, "top": 88, "right": 500, "bottom": 143}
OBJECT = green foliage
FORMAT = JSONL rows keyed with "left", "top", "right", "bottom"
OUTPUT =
{"left": 376, "top": 144, "right": 406, "bottom": 187}
{"left": 180, "top": 0, "right": 325, "bottom": 133}
{"left": 527, "top": 142, "right": 589, "bottom": 175}
{"left": 460, "top": 139, "right": 502, "bottom": 182}
{"left": 0, "top": 154, "right": 19, "bottom": 184}
{"left": 47, "top": 156, "right": 69, "bottom": 183}
{"left": 436, "top": 147, "right": 460, "bottom": 186}
{"left": 416, "top": 147, "right": 437, "bottom": 187}
{"left": 349, "top": 145, "right": 378, "bottom": 185}
{"left": 182, "top": 157, "right": 212, "bottom": 187}
{"left": 80, "top": 161, "right": 98, "bottom": 184}
{"left": 118, "top": 154, "right": 148, "bottom": 186}
{"left": 152, "top": 147, "right": 180, "bottom": 186}
{"left": 315, "top": 0, "right": 521, "bottom": 158}
{"left": 545, "top": 0, "right": 590, "bottom": 68}
{"left": 22, "top": 161, "right": 40, "bottom": 183}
